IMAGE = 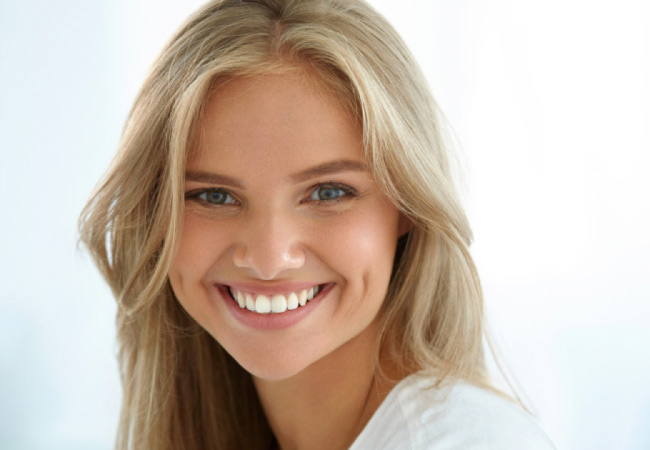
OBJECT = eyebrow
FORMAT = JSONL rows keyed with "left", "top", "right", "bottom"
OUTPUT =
{"left": 185, "top": 171, "right": 244, "bottom": 188}
{"left": 185, "top": 159, "right": 369, "bottom": 187}
{"left": 290, "top": 159, "right": 369, "bottom": 182}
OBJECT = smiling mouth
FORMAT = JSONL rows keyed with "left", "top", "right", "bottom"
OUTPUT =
{"left": 226, "top": 285, "right": 324, "bottom": 314}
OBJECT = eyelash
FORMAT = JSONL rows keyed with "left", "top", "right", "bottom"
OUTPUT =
{"left": 305, "top": 182, "right": 358, "bottom": 205}
{"left": 184, "top": 182, "right": 358, "bottom": 207}
{"left": 185, "top": 188, "right": 238, "bottom": 206}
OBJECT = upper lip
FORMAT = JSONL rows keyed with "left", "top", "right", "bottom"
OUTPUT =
{"left": 218, "top": 281, "right": 328, "bottom": 296}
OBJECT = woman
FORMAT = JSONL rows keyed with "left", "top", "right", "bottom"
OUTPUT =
{"left": 79, "top": 0, "right": 556, "bottom": 448}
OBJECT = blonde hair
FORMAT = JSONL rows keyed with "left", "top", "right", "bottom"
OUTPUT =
{"left": 79, "top": 0, "right": 490, "bottom": 448}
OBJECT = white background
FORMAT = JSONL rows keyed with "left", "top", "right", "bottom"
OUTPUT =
{"left": 1, "top": 1, "right": 648, "bottom": 449}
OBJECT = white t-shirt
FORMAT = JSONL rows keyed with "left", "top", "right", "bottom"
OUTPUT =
{"left": 348, "top": 373, "right": 556, "bottom": 449}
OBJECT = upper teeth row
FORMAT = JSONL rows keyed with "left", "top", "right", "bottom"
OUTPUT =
{"left": 230, "top": 286, "right": 321, "bottom": 314}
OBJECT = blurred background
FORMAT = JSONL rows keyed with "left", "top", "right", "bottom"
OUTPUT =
{"left": 1, "top": 0, "right": 648, "bottom": 449}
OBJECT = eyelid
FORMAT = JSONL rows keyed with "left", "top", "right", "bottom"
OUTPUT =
{"left": 304, "top": 181, "right": 358, "bottom": 204}
{"left": 184, "top": 182, "right": 359, "bottom": 206}
{"left": 185, "top": 187, "right": 239, "bottom": 206}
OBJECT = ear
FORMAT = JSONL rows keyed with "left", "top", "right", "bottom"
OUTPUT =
{"left": 397, "top": 212, "right": 414, "bottom": 237}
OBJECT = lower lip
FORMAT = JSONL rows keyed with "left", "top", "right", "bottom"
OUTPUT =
{"left": 215, "top": 283, "right": 334, "bottom": 331}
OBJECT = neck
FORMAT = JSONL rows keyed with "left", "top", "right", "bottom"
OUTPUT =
{"left": 253, "top": 321, "right": 399, "bottom": 450}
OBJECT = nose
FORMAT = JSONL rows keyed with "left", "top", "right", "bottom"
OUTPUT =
{"left": 232, "top": 211, "right": 306, "bottom": 280}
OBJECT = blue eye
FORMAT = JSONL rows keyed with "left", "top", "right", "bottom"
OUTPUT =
{"left": 309, "top": 184, "right": 350, "bottom": 202}
{"left": 197, "top": 188, "right": 236, "bottom": 205}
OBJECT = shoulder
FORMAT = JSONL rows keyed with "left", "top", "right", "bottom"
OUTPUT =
{"left": 399, "top": 375, "right": 557, "bottom": 450}
{"left": 349, "top": 373, "right": 557, "bottom": 450}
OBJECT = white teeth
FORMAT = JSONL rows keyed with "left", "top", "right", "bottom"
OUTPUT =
{"left": 271, "top": 295, "right": 287, "bottom": 313}
{"left": 236, "top": 291, "right": 245, "bottom": 308}
{"left": 229, "top": 285, "right": 323, "bottom": 314}
{"left": 255, "top": 295, "right": 271, "bottom": 314}
{"left": 245, "top": 294, "right": 255, "bottom": 311}
{"left": 299, "top": 289, "right": 308, "bottom": 306}
{"left": 287, "top": 292, "right": 299, "bottom": 310}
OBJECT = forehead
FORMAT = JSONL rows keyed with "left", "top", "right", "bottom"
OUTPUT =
{"left": 189, "top": 69, "right": 364, "bottom": 173}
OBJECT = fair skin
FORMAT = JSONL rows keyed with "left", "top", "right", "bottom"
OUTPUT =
{"left": 169, "top": 67, "right": 408, "bottom": 450}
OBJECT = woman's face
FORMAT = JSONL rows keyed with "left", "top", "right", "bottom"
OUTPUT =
{"left": 169, "top": 69, "right": 404, "bottom": 380}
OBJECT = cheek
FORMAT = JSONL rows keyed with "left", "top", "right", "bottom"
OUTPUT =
{"left": 169, "top": 214, "right": 229, "bottom": 292}
{"left": 318, "top": 202, "right": 400, "bottom": 293}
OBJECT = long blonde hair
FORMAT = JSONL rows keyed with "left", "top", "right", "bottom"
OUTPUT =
{"left": 79, "top": 0, "right": 488, "bottom": 448}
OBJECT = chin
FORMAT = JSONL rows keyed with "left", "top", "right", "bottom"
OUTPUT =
{"left": 218, "top": 337, "right": 316, "bottom": 382}
{"left": 236, "top": 353, "right": 313, "bottom": 382}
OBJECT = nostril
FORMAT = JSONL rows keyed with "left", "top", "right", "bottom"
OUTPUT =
{"left": 231, "top": 243, "right": 307, "bottom": 280}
